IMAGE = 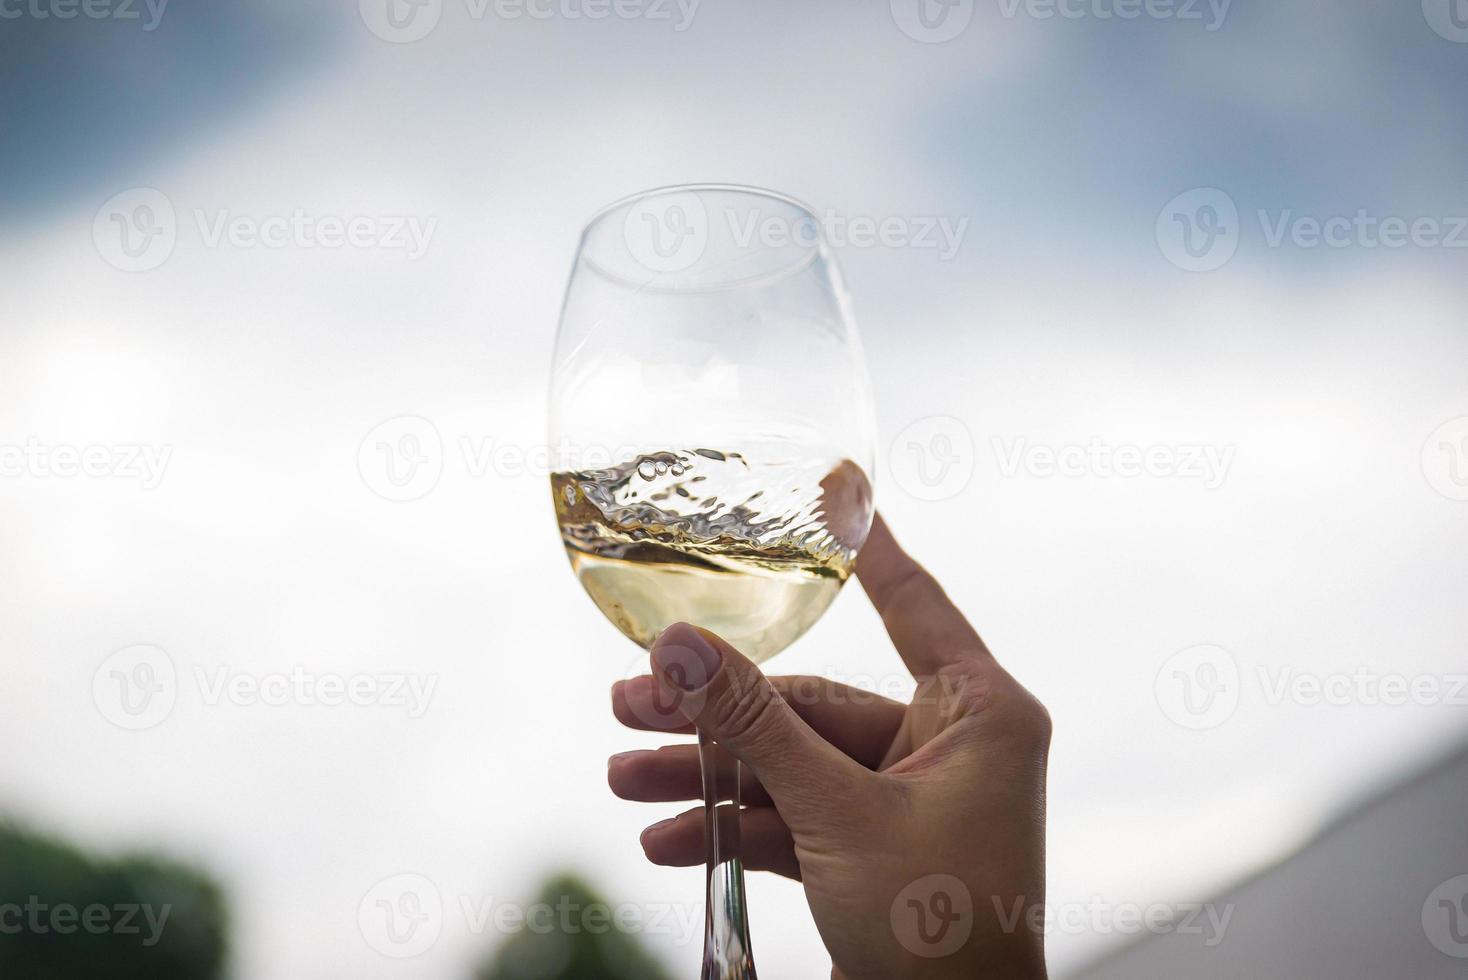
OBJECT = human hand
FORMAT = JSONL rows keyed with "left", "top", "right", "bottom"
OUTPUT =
{"left": 608, "top": 514, "right": 1051, "bottom": 978}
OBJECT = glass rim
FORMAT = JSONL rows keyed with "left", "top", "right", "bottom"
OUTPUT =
{"left": 580, "top": 182, "right": 821, "bottom": 232}
{"left": 576, "top": 183, "right": 828, "bottom": 293}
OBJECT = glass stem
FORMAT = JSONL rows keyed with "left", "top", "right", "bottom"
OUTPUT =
{"left": 698, "top": 726, "right": 756, "bottom": 979}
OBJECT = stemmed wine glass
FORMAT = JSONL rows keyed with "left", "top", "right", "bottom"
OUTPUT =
{"left": 548, "top": 185, "right": 877, "bottom": 978}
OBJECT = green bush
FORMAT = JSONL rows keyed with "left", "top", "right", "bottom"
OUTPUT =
{"left": 477, "top": 873, "right": 675, "bottom": 980}
{"left": 0, "top": 822, "right": 227, "bottom": 980}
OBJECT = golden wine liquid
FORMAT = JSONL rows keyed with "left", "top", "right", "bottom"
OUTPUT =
{"left": 552, "top": 449, "right": 872, "bottom": 663}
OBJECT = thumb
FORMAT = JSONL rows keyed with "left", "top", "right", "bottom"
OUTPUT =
{"left": 650, "top": 622, "right": 866, "bottom": 823}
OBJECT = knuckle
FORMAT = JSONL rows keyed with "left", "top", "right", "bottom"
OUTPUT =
{"left": 712, "top": 673, "right": 783, "bottom": 746}
{"left": 933, "top": 660, "right": 995, "bottom": 715}
{"left": 997, "top": 681, "right": 1053, "bottom": 755}
{"left": 1022, "top": 695, "right": 1053, "bottom": 746}
{"left": 938, "top": 660, "right": 1051, "bottom": 747}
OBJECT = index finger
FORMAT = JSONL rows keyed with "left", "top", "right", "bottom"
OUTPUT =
{"left": 856, "top": 512, "right": 991, "bottom": 676}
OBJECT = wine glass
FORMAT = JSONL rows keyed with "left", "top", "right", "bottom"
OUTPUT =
{"left": 548, "top": 184, "right": 877, "bottom": 978}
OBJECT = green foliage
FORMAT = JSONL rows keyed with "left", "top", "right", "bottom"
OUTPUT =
{"left": 0, "top": 822, "right": 228, "bottom": 980}
{"left": 478, "top": 873, "right": 676, "bottom": 980}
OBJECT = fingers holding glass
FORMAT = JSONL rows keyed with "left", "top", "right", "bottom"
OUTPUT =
{"left": 639, "top": 805, "right": 799, "bottom": 879}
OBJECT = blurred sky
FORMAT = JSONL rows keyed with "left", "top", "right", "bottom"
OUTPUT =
{"left": 2, "top": 1, "right": 1467, "bottom": 977}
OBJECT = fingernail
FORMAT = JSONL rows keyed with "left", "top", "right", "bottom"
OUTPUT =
{"left": 642, "top": 817, "right": 677, "bottom": 838}
{"left": 607, "top": 750, "right": 649, "bottom": 770}
{"left": 651, "top": 623, "right": 722, "bottom": 692}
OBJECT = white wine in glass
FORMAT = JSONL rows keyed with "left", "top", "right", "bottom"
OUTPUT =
{"left": 553, "top": 448, "right": 871, "bottom": 663}
{"left": 549, "top": 185, "right": 876, "bottom": 979}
